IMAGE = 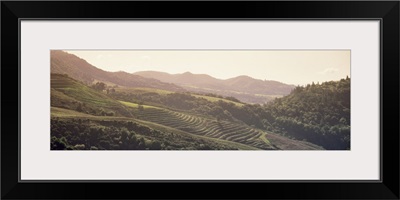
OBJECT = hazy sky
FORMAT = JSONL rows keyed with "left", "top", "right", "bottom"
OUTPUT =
{"left": 65, "top": 50, "right": 350, "bottom": 85}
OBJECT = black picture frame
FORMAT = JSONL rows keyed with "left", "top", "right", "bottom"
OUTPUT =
{"left": 1, "top": 1, "right": 399, "bottom": 199}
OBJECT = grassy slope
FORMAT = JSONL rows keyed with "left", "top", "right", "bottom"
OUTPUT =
{"left": 192, "top": 94, "right": 244, "bottom": 107}
{"left": 51, "top": 107, "right": 95, "bottom": 118}
{"left": 52, "top": 74, "right": 118, "bottom": 106}
{"left": 51, "top": 74, "right": 132, "bottom": 117}
{"left": 116, "top": 87, "right": 173, "bottom": 95}
{"left": 119, "top": 101, "right": 160, "bottom": 109}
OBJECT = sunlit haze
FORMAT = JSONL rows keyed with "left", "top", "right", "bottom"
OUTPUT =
{"left": 65, "top": 50, "right": 350, "bottom": 85}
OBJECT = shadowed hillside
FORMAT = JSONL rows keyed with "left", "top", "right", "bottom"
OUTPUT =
{"left": 51, "top": 50, "right": 184, "bottom": 91}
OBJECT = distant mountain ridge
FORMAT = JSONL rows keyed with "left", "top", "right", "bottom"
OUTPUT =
{"left": 134, "top": 71, "right": 295, "bottom": 104}
{"left": 134, "top": 71, "right": 223, "bottom": 89}
{"left": 51, "top": 50, "right": 184, "bottom": 92}
{"left": 51, "top": 50, "right": 294, "bottom": 104}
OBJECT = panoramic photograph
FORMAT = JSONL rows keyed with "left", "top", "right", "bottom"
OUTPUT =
{"left": 50, "top": 50, "right": 350, "bottom": 150}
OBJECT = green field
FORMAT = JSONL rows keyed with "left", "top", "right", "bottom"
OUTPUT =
{"left": 119, "top": 101, "right": 161, "bottom": 109}
{"left": 192, "top": 94, "right": 244, "bottom": 107}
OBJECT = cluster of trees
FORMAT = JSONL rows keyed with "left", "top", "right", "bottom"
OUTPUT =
{"left": 91, "top": 81, "right": 117, "bottom": 95}
{"left": 91, "top": 82, "right": 107, "bottom": 91}
{"left": 51, "top": 118, "right": 235, "bottom": 150}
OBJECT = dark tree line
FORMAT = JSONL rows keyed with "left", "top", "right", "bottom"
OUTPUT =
{"left": 261, "top": 77, "right": 351, "bottom": 149}
{"left": 51, "top": 119, "right": 159, "bottom": 150}
{"left": 51, "top": 118, "right": 235, "bottom": 150}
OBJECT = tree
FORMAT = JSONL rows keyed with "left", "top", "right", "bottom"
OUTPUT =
{"left": 92, "top": 82, "right": 106, "bottom": 91}
{"left": 137, "top": 138, "right": 146, "bottom": 150}
{"left": 149, "top": 141, "right": 162, "bottom": 150}
{"left": 90, "top": 146, "right": 99, "bottom": 150}
{"left": 74, "top": 144, "right": 86, "bottom": 150}
{"left": 51, "top": 136, "right": 68, "bottom": 150}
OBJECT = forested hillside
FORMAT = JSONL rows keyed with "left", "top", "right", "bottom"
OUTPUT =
{"left": 262, "top": 77, "right": 351, "bottom": 149}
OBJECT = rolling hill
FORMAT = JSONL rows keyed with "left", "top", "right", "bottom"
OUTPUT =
{"left": 51, "top": 50, "right": 184, "bottom": 91}
{"left": 51, "top": 73, "right": 132, "bottom": 117}
{"left": 133, "top": 71, "right": 295, "bottom": 104}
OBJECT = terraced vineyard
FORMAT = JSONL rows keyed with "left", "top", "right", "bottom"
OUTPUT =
{"left": 121, "top": 101, "right": 273, "bottom": 149}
